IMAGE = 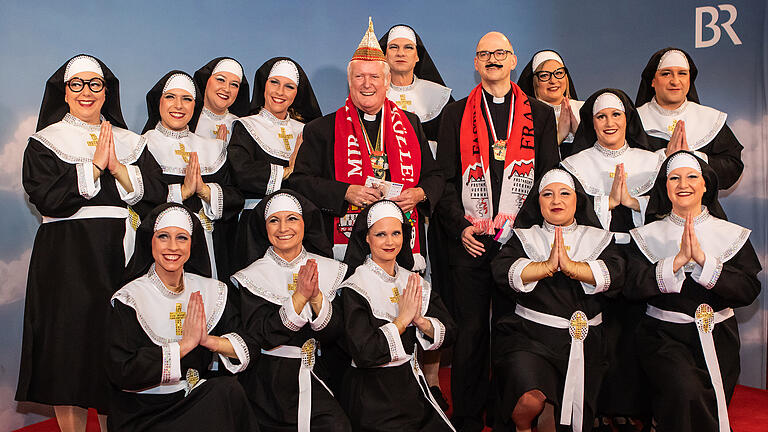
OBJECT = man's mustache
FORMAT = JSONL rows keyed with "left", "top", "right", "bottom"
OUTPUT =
{"left": 485, "top": 63, "right": 503, "bottom": 69}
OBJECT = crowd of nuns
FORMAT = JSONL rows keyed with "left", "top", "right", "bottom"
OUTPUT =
{"left": 14, "top": 19, "right": 761, "bottom": 432}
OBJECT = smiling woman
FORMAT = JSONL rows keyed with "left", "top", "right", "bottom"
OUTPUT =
{"left": 141, "top": 70, "right": 244, "bottom": 284}
{"left": 17, "top": 54, "right": 166, "bottom": 432}
{"left": 192, "top": 57, "right": 250, "bottom": 144}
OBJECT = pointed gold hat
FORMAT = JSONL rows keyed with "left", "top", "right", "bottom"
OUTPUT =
{"left": 352, "top": 17, "right": 385, "bottom": 62}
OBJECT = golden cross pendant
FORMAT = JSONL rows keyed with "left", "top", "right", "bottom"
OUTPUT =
{"left": 212, "top": 124, "right": 224, "bottom": 138}
{"left": 287, "top": 273, "right": 298, "bottom": 292}
{"left": 667, "top": 119, "right": 679, "bottom": 133}
{"left": 389, "top": 287, "right": 401, "bottom": 303}
{"left": 169, "top": 303, "right": 186, "bottom": 336}
{"left": 87, "top": 133, "right": 99, "bottom": 147}
{"left": 175, "top": 143, "right": 190, "bottom": 163}
{"left": 278, "top": 127, "right": 294, "bottom": 151}
{"left": 396, "top": 94, "right": 412, "bottom": 111}
{"left": 551, "top": 243, "right": 571, "bottom": 251}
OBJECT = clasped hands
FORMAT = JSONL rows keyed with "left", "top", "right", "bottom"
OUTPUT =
{"left": 180, "top": 292, "right": 212, "bottom": 357}
{"left": 556, "top": 96, "right": 579, "bottom": 144}
{"left": 665, "top": 120, "right": 689, "bottom": 157}
{"left": 291, "top": 259, "right": 324, "bottom": 316}
{"left": 673, "top": 213, "right": 706, "bottom": 272}
{"left": 393, "top": 273, "right": 433, "bottom": 337}
{"left": 608, "top": 163, "right": 640, "bottom": 211}
{"left": 181, "top": 152, "right": 211, "bottom": 202}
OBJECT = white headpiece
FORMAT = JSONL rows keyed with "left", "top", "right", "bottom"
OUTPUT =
{"left": 366, "top": 201, "right": 404, "bottom": 228}
{"left": 532, "top": 50, "right": 564, "bottom": 72}
{"left": 264, "top": 193, "right": 302, "bottom": 219}
{"left": 657, "top": 50, "right": 690, "bottom": 70}
{"left": 268, "top": 60, "right": 300, "bottom": 86}
{"left": 666, "top": 152, "right": 702, "bottom": 176}
{"left": 538, "top": 168, "right": 575, "bottom": 193}
{"left": 64, "top": 55, "right": 104, "bottom": 82}
{"left": 592, "top": 92, "right": 625, "bottom": 116}
{"left": 387, "top": 25, "right": 417, "bottom": 45}
{"left": 154, "top": 207, "right": 194, "bottom": 234}
{"left": 162, "top": 73, "right": 196, "bottom": 99}
{"left": 212, "top": 58, "right": 243, "bottom": 80}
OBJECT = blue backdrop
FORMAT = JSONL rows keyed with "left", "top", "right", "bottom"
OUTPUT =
{"left": 1, "top": 0, "right": 765, "bottom": 427}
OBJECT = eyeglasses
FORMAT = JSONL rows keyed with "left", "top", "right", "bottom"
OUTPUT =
{"left": 534, "top": 67, "right": 567, "bottom": 82}
{"left": 476, "top": 49, "right": 513, "bottom": 62}
{"left": 66, "top": 77, "right": 105, "bottom": 93}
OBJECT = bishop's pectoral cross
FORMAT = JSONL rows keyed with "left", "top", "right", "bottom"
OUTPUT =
{"left": 169, "top": 303, "right": 186, "bottom": 336}
{"left": 287, "top": 273, "right": 299, "bottom": 293}
{"left": 389, "top": 287, "right": 401, "bottom": 304}
{"left": 87, "top": 133, "right": 99, "bottom": 147}
{"left": 396, "top": 94, "right": 412, "bottom": 111}
{"left": 667, "top": 119, "right": 679, "bottom": 133}
{"left": 278, "top": 127, "right": 293, "bottom": 152}
{"left": 175, "top": 143, "right": 191, "bottom": 163}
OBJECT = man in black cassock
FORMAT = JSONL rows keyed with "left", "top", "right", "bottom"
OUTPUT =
{"left": 290, "top": 18, "right": 443, "bottom": 269}
{"left": 435, "top": 31, "right": 559, "bottom": 431}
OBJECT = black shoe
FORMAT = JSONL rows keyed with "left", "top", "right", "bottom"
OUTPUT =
{"left": 429, "top": 385, "right": 450, "bottom": 412}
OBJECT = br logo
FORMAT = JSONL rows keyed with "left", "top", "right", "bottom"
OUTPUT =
{"left": 695, "top": 4, "right": 742, "bottom": 48}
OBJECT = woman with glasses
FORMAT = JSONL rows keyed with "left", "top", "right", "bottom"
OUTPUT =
{"left": 142, "top": 71, "right": 244, "bottom": 283}
{"left": 518, "top": 50, "right": 584, "bottom": 157}
{"left": 17, "top": 55, "right": 165, "bottom": 432}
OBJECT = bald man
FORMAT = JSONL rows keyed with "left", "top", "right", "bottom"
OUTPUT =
{"left": 435, "top": 31, "right": 559, "bottom": 431}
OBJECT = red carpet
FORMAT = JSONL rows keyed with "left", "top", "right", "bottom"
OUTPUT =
{"left": 13, "top": 374, "right": 768, "bottom": 431}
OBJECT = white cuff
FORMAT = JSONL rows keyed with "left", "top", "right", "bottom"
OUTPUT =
{"left": 379, "top": 322, "right": 408, "bottom": 362}
{"left": 632, "top": 195, "right": 650, "bottom": 227}
{"left": 218, "top": 333, "right": 251, "bottom": 373}
{"left": 162, "top": 342, "right": 181, "bottom": 384}
{"left": 279, "top": 297, "right": 308, "bottom": 331}
{"left": 117, "top": 164, "right": 143, "bottom": 206}
{"left": 581, "top": 260, "right": 611, "bottom": 294}
{"left": 76, "top": 162, "right": 101, "bottom": 199}
{"left": 201, "top": 183, "right": 224, "bottom": 220}
{"left": 593, "top": 195, "right": 611, "bottom": 230}
{"left": 416, "top": 317, "right": 445, "bottom": 351}
{"left": 656, "top": 256, "right": 685, "bottom": 294}
{"left": 309, "top": 296, "right": 332, "bottom": 331}
{"left": 167, "top": 183, "right": 183, "bottom": 203}
{"left": 509, "top": 258, "right": 538, "bottom": 293}
{"left": 693, "top": 151, "right": 709, "bottom": 163}
{"left": 691, "top": 253, "right": 723, "bottom": 290}
{"left": 267, "top": 164, "right": 284, "bottom": 194}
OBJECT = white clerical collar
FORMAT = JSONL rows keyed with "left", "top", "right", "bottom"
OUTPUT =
{"left": 202, "top": 106, "right": 229, "bottom": 121}
{"left": 258, "top": 107, "right": 291, "bottom": 125}
{"left": 267, "top": 246, "right": 308, "bottom": 268}
{"left": 232, "top": 247, "right": 347, "bottom": 309}
{"left": 561, "top": 144, "right": 664, "bottom": 197}
{"left": 630, "top": 207, "right": 750, "bottom": 267}
{"left": 593, "top": 142, "right": 629, "bottom": 158}
{"left": 514, "top": 223, "right": 613, "bottom": 263}
{"left": 63, "top": 112, "right": 105, "bottom": 131}
{"left": 33, "top": 113, "right": 145, "bottom": 165}
{"left": 390, "top": 75, "right": 418, "bottom": 92}
{"left": 155, "top": 122, "right": 190, "bottom": 138}
{"left": 493, "top": 96, "right": 505, "bottom": 104}
{"left": 111, "top": 263, "right": 227, "bottom": 345}
{"left": 362, "top": 112, "right": 378, "bottom": 121}
{"left": 637, "top": 97, "right": 727, "bottom": 151}
{"left": 342, "top": 257, "right": 431, "bottom": 323}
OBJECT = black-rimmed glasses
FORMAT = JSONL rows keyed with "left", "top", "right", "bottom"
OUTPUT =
{"left": 476, "top": 49, "right": 513, "bottom": 62}
{"left": 67, "top": 77, "right": 105, "bottom": 93}
{"left": 534, "top": 68, "right": 567, "bottom": 82}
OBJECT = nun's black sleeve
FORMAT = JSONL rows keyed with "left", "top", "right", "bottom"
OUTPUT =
{"left": 342, "top": 289, "right": 402, "bottom": 368}
{"left": 227, "top": 121, "right": 286, "bottom": 197}
{"left": 131, "top": 146, "right": 167, "bottom": 219}
{"left": 240, "top": 288, "right": 343, "bottom": 349}
{"left": 702, "top": 125, "right": 744, "bottom": 190}
{"left": 199, "top": 160, "right": 244, "bottom": 222}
